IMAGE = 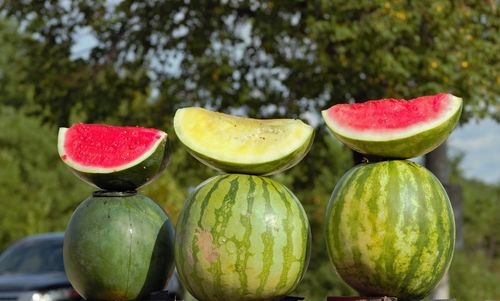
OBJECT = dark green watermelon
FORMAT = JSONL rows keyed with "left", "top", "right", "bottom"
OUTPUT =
{"left": 64, "top": 191, "right": 175, "bottom": 301}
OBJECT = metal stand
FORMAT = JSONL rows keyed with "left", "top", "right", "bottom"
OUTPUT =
{"left": 147, "top": 290, "right": 182, "bottom": 301}
{"left": 326, "top": 297, "right": 398, "bottom": 301}
{"left": 145, "top": 291, "right": 305, "bottom": 301}
{"left": 326, "top": 297, "right": 456, "bottom": 301}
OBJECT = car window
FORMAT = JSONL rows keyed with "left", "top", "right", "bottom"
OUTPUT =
{"left": 0, "top": 240, "right": 65, "bottom": 275}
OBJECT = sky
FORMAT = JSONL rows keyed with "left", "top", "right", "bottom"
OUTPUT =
{"left": 71, "top": 31, "right": 500, "bottom": 185}
{"left": 448, "top": 118, "right": 499, "bottom": 184}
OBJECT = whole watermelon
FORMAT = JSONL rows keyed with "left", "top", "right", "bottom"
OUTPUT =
{"left": 325, "top": 160, "right": 455, "bottom": 301}
{"left": 175, "top": 174, "right": 311, "bottom": 301}
{"left": 64, "top": 191, "right": 175, "bottom": 301}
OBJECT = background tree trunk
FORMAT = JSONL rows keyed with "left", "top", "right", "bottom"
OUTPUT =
{"left": 425, "top": 142, "right": 451, "bottom": 300}
{"left": 425, "top": 142, "right": 449, "bottom": 184}
{"left": 446, "top": 184, "right": 464, "bottom": 251}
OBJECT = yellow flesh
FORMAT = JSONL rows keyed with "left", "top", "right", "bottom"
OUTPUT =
{"left": 174, "top": 108, "right": 313, "bottom": 164}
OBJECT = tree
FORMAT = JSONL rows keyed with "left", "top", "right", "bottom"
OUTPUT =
{"left": 1, "top": 1, "right": 498, "bottom": 125}
{"left": 447, "top": 153, "right": 500, "bottom": 300}
{"left": 0, "top": 106, "right": 91, "bottom": 249}
{"left": 0, "top": 18, "right": 34, "bottom": 109}
{"left": 0, "top": 1, "right": 498, "bottom": 299}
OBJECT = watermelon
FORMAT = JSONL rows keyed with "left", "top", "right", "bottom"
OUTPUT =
{"left": 58, "top": 123, "right": 169, "bottom": 191}
{"left": 174, "top": 107, "right": 314, "bottom": 175}
{"left": 325, "top": 160, "right": 455, "bottom": 300}
{"left": 321, "top": 93, "right": 462, "bottom": 159}
{"left": 175, "top": 174, "right": 311, "bottom": 301}
{"left": 64, "top": 191, "right": 175, "bottom": 301}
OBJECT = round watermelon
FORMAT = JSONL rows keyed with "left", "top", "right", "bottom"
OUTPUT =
{"left": 321, "top": 93, "right": 462, "bottom": 159}
{"left": 174, "top": 107, "right": 314, "bottom": 175}
{"left": 58, "top": 123, "right": 170, "bottom": 191}
{"left": 325, "top": 160, "right": 455, "bottom": 300}
{"left": 64, "top": 191, "right": 175, "bottom": 301}
{"left": 175, "top": 174, "right": 311, "bottom": 301}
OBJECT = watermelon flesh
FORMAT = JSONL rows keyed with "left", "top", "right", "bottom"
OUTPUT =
{"left": 322, "top": 93, "right": 462, "bottom": 158}
{"left": 61, "top": 124, "right": 164, "bottom": 169}
{"left": 58, "top": 124, "right": 169, "bottom": 191}
{"left": 330, "top": 93, "right": 448, "bottom": 131}
{"left": 174, "top": 107, "right": 314, "bottom": 175}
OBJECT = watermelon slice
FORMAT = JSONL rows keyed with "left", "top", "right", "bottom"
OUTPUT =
{"left": 322, "top": 93, "right": 462, "bottom": 159}
{"left": 58, "top": 124, "right": 169, "bottom": 191}
{"left": 174, "top": 107, "right": 314, "bottom": 175}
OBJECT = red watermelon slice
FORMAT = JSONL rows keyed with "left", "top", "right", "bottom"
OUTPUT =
{"left": 321, "top": 93, "right": 462, "bottom": 158}
{"left": 58, "top": 124, "right": 169, "bottom": 191}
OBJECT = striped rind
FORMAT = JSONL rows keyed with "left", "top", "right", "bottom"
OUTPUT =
{"left": 174, "top": 107, "right": 314, "bottom": 175}
{"left": 175, "top": 174, "right": 311, "bottom": 301}
{"left": 325, "top": 160, "right": 455, "bottom": 301}
{"left": 321, "top": 94, "right": 462, "bottom": 158}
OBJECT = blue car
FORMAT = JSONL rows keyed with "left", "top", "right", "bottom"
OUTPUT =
{"left": 0, "top": 233, "right": 183, "bottom": 301}
{"left": 0, "top": 232, "right": 80, "bottom": 301}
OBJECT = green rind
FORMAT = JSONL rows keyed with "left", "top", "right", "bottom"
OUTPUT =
{"left": 175, "top": 174, "right": 311, "bottom": 301}
{"left": 325, "top": 161, "right": 455, "bottom": 301}
{"left": 324, "top": 101, "right": 462, "bottom": 159}
{"left": 186, "top": 131, "right": 314, "bottom": 175}
{"left": 64, "top": 191, "right": 175, "bottom": 301}
{"left": 67, "top": 138, "right": 170, "bottom": 191}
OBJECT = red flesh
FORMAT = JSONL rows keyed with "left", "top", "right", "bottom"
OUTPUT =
{"left": 63, "top": 124, "right": 163, "bottom": 168}
{"left": 327, "top": 93, "right": 449, "bottom": 130}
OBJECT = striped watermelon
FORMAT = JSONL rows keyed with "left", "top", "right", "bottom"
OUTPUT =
{"left": 325, "top": 160, "right": 455, "bottom": 301}
{"left": 175, "top": 174, "right": 311, "bottom": 301}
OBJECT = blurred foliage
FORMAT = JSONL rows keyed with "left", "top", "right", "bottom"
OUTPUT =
{"left": 0, "top": 1, "right": 499, "bottom": 300}
{"left": 0, "top": 19, "right": 34, "bottom": 109}
{"left": 450, "top": 251, "right": 500, "bottom": 300}
{"left": 0, "top": 0, "right": 498, "bottom": 125}
{"left": 449, "top": 154, "right": 499, "bottom": 261}
{"left": 447, "top": 154, "right": 500, "bottom": 301}
{"left": 0, "top": 106, "right": 92, "bottom": 249}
